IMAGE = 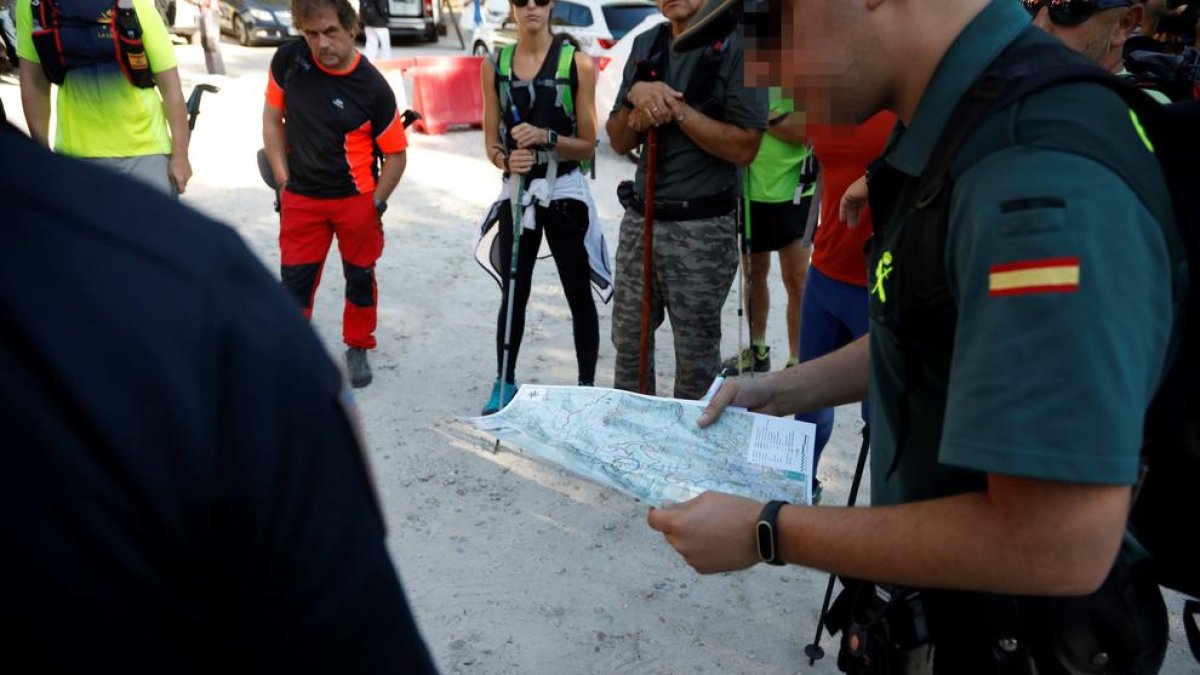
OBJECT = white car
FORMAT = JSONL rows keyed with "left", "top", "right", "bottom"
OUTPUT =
{"left": 468, "top": 0, "right": 659, "bottom": 57}
{"left": 595, "top": 13, "right": 665, "bottom": 145}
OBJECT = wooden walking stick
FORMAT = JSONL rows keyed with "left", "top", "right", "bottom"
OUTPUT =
{"left": 638, "top": 126, "right": 659, "bottom": 395}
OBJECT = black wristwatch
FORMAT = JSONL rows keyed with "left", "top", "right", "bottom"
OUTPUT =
{"left": 546, "top": 129, "right": 559, "bottom": 148}
{"left": 374, "top": 196, "right": 388, "bottom": 215}
{"left": 756, "top": 500, "right": 788, "bottom": 566}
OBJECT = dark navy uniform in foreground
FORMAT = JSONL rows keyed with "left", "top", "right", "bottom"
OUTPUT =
{"left": 0, "top": 122, "right": 437, "bottom": 674}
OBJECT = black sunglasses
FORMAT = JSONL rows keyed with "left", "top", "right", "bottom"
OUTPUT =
{"left": 1021, "top": 0, "right": 1133, "bottom": 26}
{"left": 512, "top": 0, "right": 551, "bottom": 7}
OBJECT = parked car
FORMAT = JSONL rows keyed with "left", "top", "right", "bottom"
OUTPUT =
{"left": 385, "top": 0, "right": 444, "bottom": 42}
{"left": 594, "top": 13, "right": 665, "bottom": 148}
{"left": 469, "top": 0, "right": 658, "bottom": 57}
{"left": 156, "top": 0, "right": 202, "bottom": 41}
{"left": 219, "top": 0, "right": 295, "bottom": 46}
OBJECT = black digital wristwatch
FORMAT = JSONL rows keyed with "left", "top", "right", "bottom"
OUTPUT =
{"left": 756, "top": 500, "right": 788, "bottom": 566}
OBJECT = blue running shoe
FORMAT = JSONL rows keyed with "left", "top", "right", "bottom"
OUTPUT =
{"left": 481, "top": 379, "right": 519, "bottom": 415}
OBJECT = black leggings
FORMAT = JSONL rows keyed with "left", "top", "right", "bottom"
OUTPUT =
{"left": 495, "top": 198, "right": 598, "bottom": 384}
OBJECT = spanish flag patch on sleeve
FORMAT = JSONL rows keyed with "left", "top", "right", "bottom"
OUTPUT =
{"left": 988, "top": 257, "right": 1080, "bottom": 297}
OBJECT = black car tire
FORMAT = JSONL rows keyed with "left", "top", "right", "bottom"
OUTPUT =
{"left": 235, "top": 15, "right": 253, "bottom": 46}
{"left": 472, "top": 41, "right": 489, "bottom": 57}
{"left": 423, "top": 24, "right": 438, "bottom": 42}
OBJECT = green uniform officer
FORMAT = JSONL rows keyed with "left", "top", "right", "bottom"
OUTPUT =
{"left": 647, "top": 0, "right": 1184, "bottom": 672}
{"left": 865, "top": 10, "right": 1178, "bottom": 508}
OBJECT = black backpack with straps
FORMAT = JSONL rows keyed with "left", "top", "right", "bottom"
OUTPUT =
{"left": 896, "top": 35, "right": 1200, "bottom": 663}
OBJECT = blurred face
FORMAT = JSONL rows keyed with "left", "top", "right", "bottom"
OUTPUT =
{"left": 660, "top": 0, "right": 704, "bottom": 26}
{"left": 512, "top": 0, "right": 553, "bottom": 33}
{"left": 298, "top": 6, "right": 357, "bottom": 71}
{"left": 745, "top": 0, "right": 876, "bottom": 125}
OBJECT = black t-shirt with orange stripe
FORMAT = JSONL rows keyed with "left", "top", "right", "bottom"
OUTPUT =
{"left": 266, "top": 41, "right": 408, "bottom": 198}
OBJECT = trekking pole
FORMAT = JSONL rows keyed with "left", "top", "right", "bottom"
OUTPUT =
{"left": 185, "top": 83, "right": 220, "bottom": 132}
{"left": 638, "top": 126, "right": 659, "bottom": 395}
{"left": 805, "top": 422, "right": 871, "bottom": 665}
{"left": 441, "top": 0, "right": 465, "bottom": 50}
{"left": 494, "top": 110, "right": 524, "bottom": 452}
{"left": 743, "top": 173, "right": 753, "bottom": 375}
{"left": 734, "top": 169, "right": 752, "bottom": 376}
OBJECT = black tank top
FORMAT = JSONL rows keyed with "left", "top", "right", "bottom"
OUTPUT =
{"left": 495, "top": 37, "right": 580, "bottom": 181}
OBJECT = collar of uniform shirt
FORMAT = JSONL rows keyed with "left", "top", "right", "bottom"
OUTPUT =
{"left": 884, "top": 0, "right": 1029, "bottom": 178}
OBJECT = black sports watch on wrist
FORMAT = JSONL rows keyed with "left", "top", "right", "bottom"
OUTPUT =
{"left": 374, "top": 196, "right": 388, "bottom": 215}
{"left": 756, "top": 500, "right": 788, "bottom": 566}
{"left": 546, "top": 129, "right": 559, "bottom": 148}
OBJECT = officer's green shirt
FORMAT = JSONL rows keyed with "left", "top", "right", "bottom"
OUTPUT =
{"left": 866, "top": 0, "right": 1181, "bottom": 507}
{"left": 16, "top": 0, "right": 176, "bottom": 158}
{"left": 747, "top": 88, "right": 812, "bottom": 204}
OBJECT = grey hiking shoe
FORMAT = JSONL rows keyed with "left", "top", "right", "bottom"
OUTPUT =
{"left": 345, "top": 347, "right": 372, "bottom": 388}
{"left": 721, "top": 345, "right": 771, "bottom": 374}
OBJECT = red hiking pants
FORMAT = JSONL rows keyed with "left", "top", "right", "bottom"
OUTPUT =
{"left": 279, "top": 189, "right": 383, "bottom": 349}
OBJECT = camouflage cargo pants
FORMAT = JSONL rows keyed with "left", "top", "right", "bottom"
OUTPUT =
{"left": 611, "top": 208, "right": 738, "bottom": 399}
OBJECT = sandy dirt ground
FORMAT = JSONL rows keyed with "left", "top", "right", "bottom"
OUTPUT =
{"left": 3, "top": 33, "right": 1197, "bottom": 675}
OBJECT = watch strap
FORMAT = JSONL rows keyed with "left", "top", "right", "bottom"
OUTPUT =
{"left": 756, "top": 500, "right": 788, "bottom": 566}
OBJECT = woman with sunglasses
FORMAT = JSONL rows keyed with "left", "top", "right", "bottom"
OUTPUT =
{"left": 476, "top": 0, "right": 609, "bottom": 415}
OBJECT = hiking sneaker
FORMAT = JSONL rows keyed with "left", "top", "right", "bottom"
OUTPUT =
{"left": 481, "top": 378, "right": 519, "bottom": 415}
{"left": 345, "top": 347, "right": 372, "bottom": 388}
{"left": 720, "top": 345, "right": 771, "bottom": 374}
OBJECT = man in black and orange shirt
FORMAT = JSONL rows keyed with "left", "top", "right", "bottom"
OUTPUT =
{"left": 263, "top": 0, "right": 408, "bottom": 388}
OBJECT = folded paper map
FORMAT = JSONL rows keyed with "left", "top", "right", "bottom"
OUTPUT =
{"left": 466, "top": 385, "right": 816, "bottom": 506}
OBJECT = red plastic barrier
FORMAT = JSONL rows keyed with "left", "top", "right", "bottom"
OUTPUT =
{"left": 373, "top": 57, "right": 417, "bottom": 74}
{"left": 407, "top": 56, "right": 485, "bottom": 135}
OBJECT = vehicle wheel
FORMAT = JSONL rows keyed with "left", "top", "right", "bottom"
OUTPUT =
{"left": 472, "top": 41, "right": 489, "bottom": 57}
{"left": 235, "top": 16, "right": 252, "bottom": 46}
{"left": 423, "top": 24, "right": 438, "bottom": 42}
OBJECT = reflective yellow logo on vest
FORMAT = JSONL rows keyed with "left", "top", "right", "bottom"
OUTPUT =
{"left": 872, "top": 251, "right": 893, "bottom": 303}
{"left": 1129, "top": 109, "right": 1155, "bottom": 154}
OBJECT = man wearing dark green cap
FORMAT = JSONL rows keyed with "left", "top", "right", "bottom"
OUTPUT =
{"left": 647, "top": 1, "right": 1184, "bottom": 672}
